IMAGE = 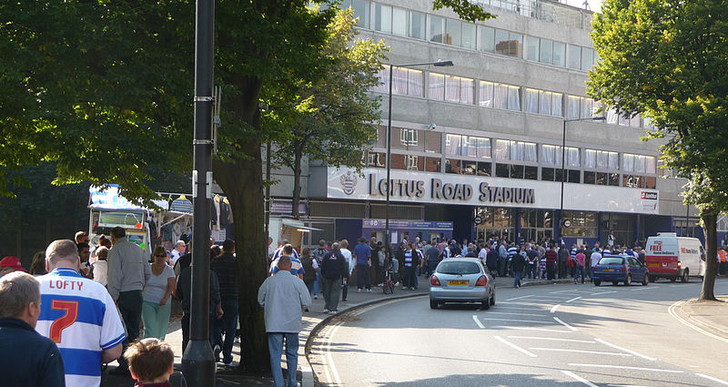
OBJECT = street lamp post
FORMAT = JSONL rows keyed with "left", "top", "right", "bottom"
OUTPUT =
{"left": 558, "top": 116, "right": 606, "bottom": 241}
{"left": 384, "top": 60, "right": 453, "bottom": 262}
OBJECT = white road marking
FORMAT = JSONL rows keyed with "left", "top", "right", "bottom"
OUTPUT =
{"left": 325, "top": 322, "right": 345, "bottom": 385}
{"left": 472, "top": 315, "right": 485, "bottom": 329}
{"left": 562, "top": 371, "right": 599, "bottom": 387}
{"left": 630, "top": 287, "right": 657, "bottom": 291}
{"left": 553, "top": 317, "right": 579, "bottom": 331}
{"left": 550, "top": 304, "right": 560, "bottom": 313}
{"left": 594, "top": 338, "right": 656, "bottom": 361}
{"left": 565, "top": 296, "right": 582, "bottom": 303}
{"left": 591, "top": 291, "right": 617, "bottom": 295}
{"left": 506, "top": 294, "right": 535, "bottom": 301}
{"left": 482, "top": 317, "right": 553, "bottom": 324}
{"left": 531, "top": 347, "right": 632, "bottom": 356}
{"left": 550, "top": 289, "right": 575, "bottom": 294}
{"left": 569, "top": 363, "right": 683, "bottom": 373}
{"left": 606, "top": 384, "right": 650, "bottom": 387}
{"left": 508, "top": 336, "right": 596, "bottom": 344}
{"left": 487, "top": 311, "right": 548, "bottom": 317}
{"left": 509, "top": 326, "right": 573, "bottom": 333}
{"left": 696, "top": 373, "right": 728, "bottom": 386}
{"left": 668, "top": 300, "right": 728, "bottom": 344}
{"left": 495, "top": 336, "right": 537, "bottom": 357}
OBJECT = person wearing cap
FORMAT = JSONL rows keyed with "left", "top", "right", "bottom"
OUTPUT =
{"left": 0, "top": 256, "right": 26, "bottom": 277}
{"left": 0, "top": 271, "right": 66, "bottom": 386}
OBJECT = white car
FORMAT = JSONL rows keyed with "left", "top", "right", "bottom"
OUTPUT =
{"left": 429, "top": 257, "right": 496, "bottom": 309}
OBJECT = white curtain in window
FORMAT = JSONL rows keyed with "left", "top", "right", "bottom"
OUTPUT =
{"left": 524, "top": 142, "right": 538, "bottom": 162}
{"left": 479, "top": 81, "right": 494, "bottom": 107}
{"left": 372, "top": 68, "right": 389, "bottom": 93}
{"left": 646, "top": 156, "right": 656, "bottom": 174}
{"left": 494, "top": 139, "right": 510, "bottom": 160}
{"left": 445, "top": 134, "right": 461, "bottom": 155}
{"left": 581, "top": 98, "right": 594, "bottom": 118}
{"left": 542, "top": 145, "right": 557, "bottom": 165}
{"left": 445, "top": 75, "right": 460, "bottom": 102}
{"left": 566, "top": 147, "right": 580, "bottom": 167}
{"left": 585, "top": 149, "right": 596, "bottom": 168}
{"left": 609, "top": 152, "right": 619, "bottom": 169}
{"left": 607, "top": 107, "right": 619, "bottom": 124}
{"left": 551, "top": 93, "right": 563, "bottom": 116}
{"left": 525, "top": 89, "right": 539, "bottom": 114}
{"left": 597, "top": 151, "right": 608, "bottom": 169}
{"left": 622, "top": 154, "right": 635, "bottom": 172}
{"left": 510, "top": 141, "right": 524, "bottom": 161}
{"left": 464, "top": 136, "right": 478, "bottom": 157}
{"left": 460, "top": 78, "right": 474, "bottom": 104}
{"left": 493, "top": 84, "right": 509, "bottom": 109}
{"left": 408, "top": 69, "right": 423, "bottom": 97}
{"left": 539, "top": 91, "right": 552, "bottom": 115}
{"left": 508, "top": 86, "right": 521, "bottom": 111}
{"left": 392, "top": 7, "right": 407, "bottom": 36}
{"left": 477, "top": 137, "right": 491, "bottom": 158}
{"left": 567, "top": 96, "right": 580, "bottom": 119}
{"left": 392, "top": 68, "right": 409, "bottom": 95}
{"left": 428, "top": 73, "right": 445, "bottom": 100}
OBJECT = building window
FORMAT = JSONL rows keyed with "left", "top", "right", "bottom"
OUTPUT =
{"left": 445, "top": 134, "right": 491, "bottom": 158}
{"left": 479, "top": 81, "right": 520, "bottom": 111}
{"left": 561, "top": 211, "right": 597, "bottom": 238}
{"left": 373, "top": 67, "right": 424, "bottom": 97}
{"left": 374, "top": 4, "right": 392, "bottom": 33}
{"left": 585, "top": 149, "right": 619, "bottom": 170}
{"left": 526, "top": 36, "right": 539, "bottom": 61}
{"left": 425, "top": 157, "right": 441, "bottom": 172}
{"left": 400, "top": 128, "right": 419, "bottom": 147}
{"left": 541, "top": 145, "right": 579, "bottom": 167}
{"left": 391, "top": 154, "right": 423, "bottom": 171}
{"left": 479, "top": 27, "right": 522, "bottom": 57}
{"left": 429, "top": 73, "right": 474, "bottom": 104}
{"left": 622, "top": 154, "right": 656, "bottom": 174}
{"left": 525, "top": 89, "right": 562, "bottom": 116}
{"left": 567, "top": 96, "right": 597, "bottom": 120}
{"left": 494, "top": 139, "right": 537, "bottom": 162}
{"left": 409, "top": 11, "right": 426, "bottom": 39}
{"left": 339, "top": 0, "right": 370, "bottom": 29}
{"left": 429, "top": 16, "right": 447, "bottom": 43}
{"left": 424, "top": 131, "right": 441, "bottom": 153}
{"left": 367, "top": 152, "right": 386, "bottom": 168}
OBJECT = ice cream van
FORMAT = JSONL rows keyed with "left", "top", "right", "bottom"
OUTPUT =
{"left": 645, "top": 233, "right": 705, "bottom": 282}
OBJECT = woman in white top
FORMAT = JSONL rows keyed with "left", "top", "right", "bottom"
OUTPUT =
{"left": 142, "top": 246, "right": 177, "bottom": 340}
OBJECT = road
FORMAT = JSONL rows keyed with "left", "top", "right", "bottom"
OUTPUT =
{"left": 308, "top": 278, "right": 728, "bottom": 386}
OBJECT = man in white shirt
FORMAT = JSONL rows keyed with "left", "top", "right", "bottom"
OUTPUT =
{"left": 589, "top": 247, "right": 602, "bottom": 280}
{"left": 339, "top": 239, "right": 354, "bottom": 302}
{"left": 169, "top": 240, "right": 186, "bottom": 266}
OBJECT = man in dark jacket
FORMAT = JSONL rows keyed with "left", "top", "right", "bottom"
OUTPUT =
{"left": 0, "top": 272, "right": 65, "bottom": 387}
{"left": 557, "top": 244, "right": 570, "bottom": 279}
{"left": 485, "top": 248, "right": 499, "bottom": 276}
{"left": 320, "top": 242, "right": 346, "bottom": 313}
{"left": 210, "top": 239, "right": 239, "bottom": 364}
{"left": 511, "top": 251, "right": 527, "bottom": 288}
{"left": 176, "top": 264, "right": 222, "bottom": 353}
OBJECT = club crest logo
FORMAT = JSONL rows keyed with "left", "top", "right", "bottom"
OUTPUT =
{"left": 340, "top": 170, "right": 358, "bottom": 195}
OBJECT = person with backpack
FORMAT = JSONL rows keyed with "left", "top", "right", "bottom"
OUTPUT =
{"left": 311, "top": 240, "right": 328, "bottom": 300}
{"left": 300, "top": 247, "right": 318, "bottom": 298}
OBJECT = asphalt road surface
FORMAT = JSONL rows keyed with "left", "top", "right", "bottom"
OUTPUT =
{"left": 309, "top": 278, "right": 728, "bottom": 386}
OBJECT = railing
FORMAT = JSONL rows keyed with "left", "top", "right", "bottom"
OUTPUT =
{"left": 472, "top": 0, "right": 595, "bottom": 30}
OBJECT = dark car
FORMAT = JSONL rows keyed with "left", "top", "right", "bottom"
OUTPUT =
{"left": 593, "top": 255, "right": 648, "bottom": 286}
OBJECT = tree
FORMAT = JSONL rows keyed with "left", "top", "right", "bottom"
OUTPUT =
{"left": 588, "top": 0, "right": 728, "bottom": 300}
{"left": 1, "top": 0, "right": 495, "bottom": 374}
{"left": 267, "top": 8, "right": 386, "bottom": 219}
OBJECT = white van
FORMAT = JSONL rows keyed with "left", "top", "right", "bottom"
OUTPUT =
{"left": 644, "top": 232, "right": 705, "bottom": 282}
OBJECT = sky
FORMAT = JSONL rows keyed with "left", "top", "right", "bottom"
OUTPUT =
{"left": 564, "top": 0, "right": 603, "bottom": 12}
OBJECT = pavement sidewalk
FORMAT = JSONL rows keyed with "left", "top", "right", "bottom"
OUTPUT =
{"left": 100, "top": 275, "right": 573, "bottom": 386}
{"left": 672, "top": 294, "right": 728, "bottom": 342}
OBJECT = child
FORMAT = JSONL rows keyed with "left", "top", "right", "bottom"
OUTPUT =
{"left": 124, "top": 338, "right": 176, "bottom": 387}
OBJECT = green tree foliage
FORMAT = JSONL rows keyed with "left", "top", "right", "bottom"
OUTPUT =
{"left": 589, "top": 0, "right": 728, "bottom": 300}
{"left": 268, "top": 8, "right": 387, "bottom": 219}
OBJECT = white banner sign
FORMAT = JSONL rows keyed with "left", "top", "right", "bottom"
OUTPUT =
{"left": 327, "top": 168, "right": 659, "bottom": 214}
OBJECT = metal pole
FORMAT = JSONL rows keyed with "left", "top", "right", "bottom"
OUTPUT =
{"left": 182, "top": 0, "right": 216, "bottom": 383}
{"left": 384, "top": 64, "right": 393, "bottom": 262}
{"left": 559, "top": 119, "right": 567, "bottom": 240}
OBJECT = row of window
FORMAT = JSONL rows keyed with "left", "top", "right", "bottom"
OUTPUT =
{"left": 374, "top": 67, "right": 649, "bottom": 127}
{"left": 378, "top": 127, "right": 657, "bottom": 173}
{"left": 367, "top": 151, "right": 657, "bottom": 188}
{"left": 335, "top": 1, "right": 597, "bottom": 71}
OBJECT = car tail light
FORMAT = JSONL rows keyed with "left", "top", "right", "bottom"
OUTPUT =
{"left": 475, "top": 275, "right": 488, "bottom": 287}
{"left": 677, "top": 261, "right": 682, "bottom": 267}
{"left": 622, "top": 265, "right": 628, "bottom": 272}
{"left": 430, "top": 275, "right": 441, "bottom": 286}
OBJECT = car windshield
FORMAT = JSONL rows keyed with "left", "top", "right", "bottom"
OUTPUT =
{"left": 438, "top": 261, "right": 481, "bottom": 275}
{"left": 599, "top": 257, "right": 625, "bottom": 265}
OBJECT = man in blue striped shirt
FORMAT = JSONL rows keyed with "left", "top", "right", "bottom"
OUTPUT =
{"left": 36, "top": 239, "right": 126, "bottom": 387}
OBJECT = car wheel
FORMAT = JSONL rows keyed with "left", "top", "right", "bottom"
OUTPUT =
{"left": 490, "top": 293, "right": 496, "bottom": 306}
{"left": 681, "top": 270, "right": 689, "bottom": 283}
{"left": 429, "top": 300, "right": 439, "bottom": 309}
{"left": 649, "top": 275, "right": 657, "bottom": 283}
{"left": 625, "top": 274, "right": 632, "bottom": 286}
{"left": 594, "top": 280, "right": 601, "bottom": 286}
{"left": 670, "top": 277, "right": 677, "bottom": 283}
{"left": 481, "top": 300, "right": 491, "bottom": 310}
{"left": 642, "top": 274, "right": 649, "bottom": 286}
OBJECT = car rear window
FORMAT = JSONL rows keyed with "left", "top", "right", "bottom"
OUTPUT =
{"left": 599, "top": 257, "right": 625, "bottom": 265}
{"left": 438, "top": 261, "right": 481, "bottom": 275}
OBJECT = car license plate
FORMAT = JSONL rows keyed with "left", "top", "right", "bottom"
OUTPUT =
{"left": 648, "top": 263, "right": 660, "bottom": 267}
{"left": 448, "top": 280, "right": 469, "bottom": 286}
{"left": 603, "top": 268, "right": 614, "bottom": 272}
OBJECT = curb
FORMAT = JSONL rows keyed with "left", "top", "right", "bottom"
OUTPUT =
{"left": 669, "top": 298, "right": 728, "bottom": 344}
{"left": 302, "top": 277, "right": 573, "bottom": 385}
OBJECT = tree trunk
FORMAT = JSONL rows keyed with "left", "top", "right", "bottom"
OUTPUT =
{"left": 699, "top": 209, "right": 718, "bottom": 301}
{"left": 291, "top": 144, "right": 303, "bottom": 220}
{"left": 213, "top": 143, "right": 270, "bottom": 374}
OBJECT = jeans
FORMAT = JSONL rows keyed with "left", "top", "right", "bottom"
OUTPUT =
{"left": 215, "top": 299, "right": 239, "bottom": 362}
{"left": 341, "top": 277, "right": 349, "bottom": 301}
{"left": 574, "top": 265, "right": 585, "bottom": 283}
{"left": 313, "top": 272, "right": 320, "bottom": 296}
{"left": 403, "top": 266, "right": 416, "bottom": 288}
{"left": 527, "top": 264, "right": 537, "bottom": 279}
{"left": 513, "top": 270, "right": 523, "bottom": 287}
{"left": 323, "top": 278, "right": 341, "bottom": 311}
{"left": 117, "top": 290, "right": 143, "bottom": 366}
{"left": 356, "top": 264, "right": 371, "bottom": 290}
{"left": 142, "top": 300, "right": 172, "bottom": 340}
{"left": 268, "top": 333, "right": 299, "bottom": 387}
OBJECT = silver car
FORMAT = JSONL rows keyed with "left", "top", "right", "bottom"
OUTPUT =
{"left": 429, "top": 257, "right": 496, "bottom": 309}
